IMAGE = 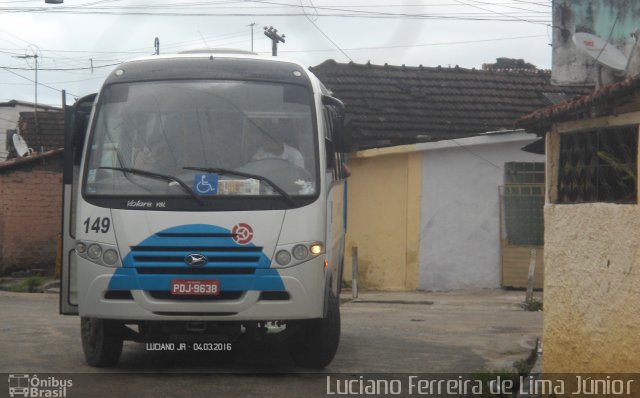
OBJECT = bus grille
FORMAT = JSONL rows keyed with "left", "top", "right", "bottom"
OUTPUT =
{"left": 135, "top": 267, "right": 255, "bottom": 275}
{"left": 128, "top": 245, "right": 264, "bottom": 269}
{"left": 113, "top": 227, "right": 283, "bottom": 299}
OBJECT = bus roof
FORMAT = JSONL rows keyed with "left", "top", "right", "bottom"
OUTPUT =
{"left": 102, "top": 51, "right": 317, "bottom": 89}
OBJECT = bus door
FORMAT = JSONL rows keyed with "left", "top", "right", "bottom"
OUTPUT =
{"left": 60, "top": 93, "right": 96, "bottom": 315}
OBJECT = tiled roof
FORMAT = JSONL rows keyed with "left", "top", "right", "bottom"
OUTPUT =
{"left": 518, "top": 73, "right": 640, "bottom": 133}
{"left": 310, "top": 60, "right": 589, "bottom": 150}
{"left": 18, "top": 110, "right": 65, "bottom": 152}
{"left": 0, "top": 99, "right": 61, "bottom": 111}
{"left": 0, "top": 148, "right": 63, "bottom": 172}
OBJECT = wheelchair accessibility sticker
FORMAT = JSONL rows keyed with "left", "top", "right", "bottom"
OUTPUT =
{"left": 194, "top": 174, "right": 219, "bottom": 195}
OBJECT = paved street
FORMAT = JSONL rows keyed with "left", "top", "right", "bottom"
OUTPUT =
{"left": 0, "top": 289, "right": 542, "bottom": 397}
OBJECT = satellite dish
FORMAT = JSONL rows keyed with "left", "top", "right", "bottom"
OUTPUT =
{"left": 12, "top": 134, "right": 32, "bottom": 158}
{"left": 573, "top": 32, "right": 628, "bottom": 71}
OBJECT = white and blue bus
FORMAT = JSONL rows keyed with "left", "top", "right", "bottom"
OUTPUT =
{"left": 59, "top": 50, "right": 350, "bottom": 368}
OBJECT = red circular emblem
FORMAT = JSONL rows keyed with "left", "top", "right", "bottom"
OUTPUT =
{"left": 232, "top": 223, "right": 253, "bottom": 245}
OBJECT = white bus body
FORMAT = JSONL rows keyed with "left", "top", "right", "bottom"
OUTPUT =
{"left": 59, "top": 52, "right": 350, "bottom": 368}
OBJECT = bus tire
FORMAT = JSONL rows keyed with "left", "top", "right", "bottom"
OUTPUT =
{"left": 288, "top": 292, "right": 340, "bottom": 369}
{"left": 81, "top": 317, "right": 124, "bottom": 367}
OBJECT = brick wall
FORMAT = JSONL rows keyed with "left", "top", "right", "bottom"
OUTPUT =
{"left": 18, "top": 111, "right": 65, "bottom": 153}
{"left": 0, "top": 157, "right": 63, "bottom": 274}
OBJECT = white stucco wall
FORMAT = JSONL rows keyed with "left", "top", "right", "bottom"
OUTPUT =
{"left": 418, "top": 132, "right": 544, "bottom": 291}
{"left": 0, "top": 107, "right": 21, "bottom": 162}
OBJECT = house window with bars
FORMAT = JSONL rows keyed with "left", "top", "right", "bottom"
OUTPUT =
{"left": 557, "top": 126, "right": 638, "bottom": 204}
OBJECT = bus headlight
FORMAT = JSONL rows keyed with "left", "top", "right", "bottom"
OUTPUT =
{"left": 87, "top": 244, "right": 102, "bottom": 260}
{"left": 273, "top": 241, "right": 325, "bottom": 268}
{"left": 275, "top": 250, "right": 292, "bottom": 266}
{"left": 310, "top": 243, "right": 323, "bottom": 256}
{"left": 76, "top": 241, "right": 122, "bottom": 267}
{"left": 75, "top": 242, "right": 87, "bottom": 254}
{"left": 292, "top": 244, "right": 309, "bottom": 260}
{"left": 102, "top": 249, "right": 119, "bottom": 265}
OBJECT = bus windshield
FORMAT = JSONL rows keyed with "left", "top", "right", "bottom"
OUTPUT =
{"left": 83, "top": 80, "right": 317, "bottom": 200}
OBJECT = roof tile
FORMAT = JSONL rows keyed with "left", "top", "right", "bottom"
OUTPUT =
{"left": 310, "top": 60, "right": 589, "bottom": 149}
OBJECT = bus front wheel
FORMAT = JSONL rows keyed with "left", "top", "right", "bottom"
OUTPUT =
{"left": 81, "top": 317, "right": 124, "bottom": 367}
{"left": 288, "top": 292, "right": 341, "bottom": 369}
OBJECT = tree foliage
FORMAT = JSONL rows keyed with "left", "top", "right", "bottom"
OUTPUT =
{"left": 483, "top": 58, "right": 537, "bottom": 70}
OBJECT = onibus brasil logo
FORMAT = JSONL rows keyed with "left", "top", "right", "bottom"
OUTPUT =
{"left": 8, "top": 374, "right": 72, "bottom": 397}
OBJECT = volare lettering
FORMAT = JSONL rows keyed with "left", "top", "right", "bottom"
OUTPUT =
{"left": 126, "top": 200, "right": 152, "bottom": 208}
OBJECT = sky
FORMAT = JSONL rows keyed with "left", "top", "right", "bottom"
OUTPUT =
{"left": 0, "top": 0, "right": 553, "bottom": 106}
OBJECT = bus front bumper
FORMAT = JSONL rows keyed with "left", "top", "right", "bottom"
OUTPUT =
{"left": 76, "top": 255, "right": 327, "bottom": 321}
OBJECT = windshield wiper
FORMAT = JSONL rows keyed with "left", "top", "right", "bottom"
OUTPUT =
{"left": 183, "top": 166, "right": 295, "bottom": 206}
{"left": 99, "top": 166, "right": 204, "bottom": 206}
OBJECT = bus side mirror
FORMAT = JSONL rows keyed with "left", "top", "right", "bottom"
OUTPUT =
{"left": 322, "top": 95, "right": 351, "bottom": 153}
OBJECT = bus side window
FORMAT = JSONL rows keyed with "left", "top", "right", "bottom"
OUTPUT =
{"left": 323, "top": 106, "right": 348, "bottom": 181}
{"left": 323, "top": 107, "right": 337, "bottom": 174}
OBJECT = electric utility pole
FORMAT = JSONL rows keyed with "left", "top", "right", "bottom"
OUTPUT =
{"left": 264, "top": 26, "right": 285, "bottom": 56}
{"left": 14, "top": 53, "right": 39, "bottom": 128}
{"left": 248, "top": 23, "right": 256, "bottom": 52}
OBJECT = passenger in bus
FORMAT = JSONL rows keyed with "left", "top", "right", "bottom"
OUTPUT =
{"left": 252, "top": 124, "right": 305, "bottom": 169}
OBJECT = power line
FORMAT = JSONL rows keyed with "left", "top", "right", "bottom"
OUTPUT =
{"left": 0, "top": 3, "right": 551, "bottom": 22}
{"left": 0, "top": 62, "right": 120, "bottom": 71}
{"left": 300, "top": 0, "right": 353, "bottom": 62}
{"left": 0, "top": 34, "right": 548, "bottom": 69}
{"left": 451, "top": 138, "right": 503, "bottom": 170}
{"left": 0, "top": 66, "right": 78, "bottom": 96}
{"left": 0, "top": 115, "right": 18, "bottom": 123}
{"left": 0, "top": 46, "right": 146, "bottom": 55}
{"left": 1, "top": 11, "right": 550, "bottom": 21}
{"left": 453, "top": 0, "right": 549, "bottom": 26}
{"left": 296, "top": 2, "right": 548, "bottom": 9}
{"left": 0, "top": 74, "right": 107, "bottom": 85}
{"left": 0, "top": 27, "right": 264, "bottom": 69}
{"left": 0, "top": 27, "right": 91, "bottom": 70}
{"left": 509, "top": 0, "right": 551, "bottom": 8}
{"left": 0, "top": 48, "right": 22, "bottom": 56}
{"left": 460, "top": 0, "right": 546, "bottom": 14}
{"left": 9, "top": 0, "right": 550, "bottom": 14}
{"left": 0, "top": 0, "right": 44, "bottom": 3}
{"left": 275, "top": 34, "right": 548, "bottom": 53}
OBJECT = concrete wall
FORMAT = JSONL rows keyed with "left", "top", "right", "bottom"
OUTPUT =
{"left": 0, "top": 158, "right": 63, "bottom": 274}
{"left": 552, "top": 1, "right": 640, "bottom": 85}
{"left": 542, "top": 117, "right": 640, "bottom": 372}
{"left": 544, "top": 204, "right": 640, "bottom": 372}
{"left": 419, "top": 134, "right": 543, "bottom": 291}
{"left": 343, "top": 148, "right": 421, "bottom": 290}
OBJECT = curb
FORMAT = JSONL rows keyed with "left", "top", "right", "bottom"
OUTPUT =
{"left": 516, "top": 338, "right": 543, "bottom": 398}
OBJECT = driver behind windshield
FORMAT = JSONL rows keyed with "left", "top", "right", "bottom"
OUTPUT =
{"left": 251, "top": 120, "right": 305, "bottom": 169}
{"left": 132, "top": 116, "right": 174, "bottom": 175}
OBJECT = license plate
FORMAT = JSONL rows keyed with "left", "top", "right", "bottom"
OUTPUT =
{"left": 170, "top": 279, "right": 220, "bottom": 296}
